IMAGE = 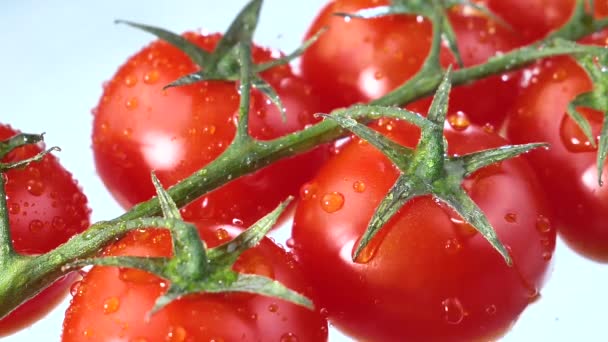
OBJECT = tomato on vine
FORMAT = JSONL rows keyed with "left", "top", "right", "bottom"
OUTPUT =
{"left": 62, "top": 222, "right": 328, "bottom": 341}
{"left": 0, "top": 125, "right": 90, "bottom": 337}
{"left": 92, "top": 32, "right": 327, "bottom": 227}
{"left": 300, "top": 0, "right": 523, "bottom": 127}
{"left": 504, "top": 29, "right": 608, "bottom": 262}
{"left": 476, "top": 0, "right": 608, "bottom": 44}
{"left": 292, "top": 118, "right": 556, "bottom": 341}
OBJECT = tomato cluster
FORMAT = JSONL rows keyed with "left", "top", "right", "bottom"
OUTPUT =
{"left": 4, "top": 0, "right": 608, "bottom": 341}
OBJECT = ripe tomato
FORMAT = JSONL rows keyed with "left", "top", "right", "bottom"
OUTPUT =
{"left": 0, "top": 124, "right": 90, "bottom": 337}
{"left": 476, "top": 0, "right": 608, "bottom": 44}
{"left": 292, "top": 118, "right": 555, "bottom": 341}
{"left": 300, "top": 0, "right": 523, "bottom": 127}
{"left": 504, "top": 30, "right": 608, "bottom": 262}
{"left": 62, "top": 223, "right": 328, "bottom": 341}
{"left": 92, "top": 32, "right": 327, "bottom": 227}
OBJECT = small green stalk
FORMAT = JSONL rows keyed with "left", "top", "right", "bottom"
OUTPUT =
{"left": 1, "top": 0, "right": 608, "bottom": 321}
{"left": 324, "top": 70, "right": 548, "bottom": 265}
{"left": 0, "top": 173, "right": 15, "bottom": 262}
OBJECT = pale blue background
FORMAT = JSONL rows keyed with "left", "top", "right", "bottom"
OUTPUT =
{"left": 1, "top": 1, "right": 607, "bottom": 341}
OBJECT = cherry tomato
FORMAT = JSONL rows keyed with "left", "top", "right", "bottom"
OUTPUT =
{"left": 62, "top": 223, "right": 328, "bottom": 341}
{"left": 504, "top": 30, "right": 608, "bottom": 262}
{"left": 476, "top": 0, "right": 608, "bottom": 44}
{"left": 476, "top": 0, "right": 575, "bottom": 44}
{"left": 300, "top": 0, "right": 523, "bottom": 127}
{"left": 92, "top": 32, "right": 327, "bottom": 227}
{"left": 0, "top": 124, "right": 90, "bottom": 337}
{"left": 292, "top": 118, "right": 555, "bottom": 341}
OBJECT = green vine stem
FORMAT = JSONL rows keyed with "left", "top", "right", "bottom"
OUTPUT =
{"left": 1, "top": 0, "right": 608, "bottom": 320}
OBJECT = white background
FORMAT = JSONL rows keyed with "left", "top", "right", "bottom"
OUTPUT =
{"left": 1, "top": 1, "right": 607, "bottom": 341}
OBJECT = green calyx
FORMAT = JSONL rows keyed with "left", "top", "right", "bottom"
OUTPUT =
{"left": 322, "top": 68, "right": 547, "bottom": 265}
{"left": 68, "top": 174, "right": 310, "bottom": 317}
{"left": 116, "top": 0, "right": 323, "bottom": 116}
{"left": 4, "top": 0, "right": 608, "bottom": 323}
{"left": 0, "top": 132, "right": 59, "bottom": 172}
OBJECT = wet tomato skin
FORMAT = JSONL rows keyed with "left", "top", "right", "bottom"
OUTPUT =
{"left": 62, "top": 223, "right": 328, "bottom": 341}
{"left": 92, "top": 32, "right": 327, "bottom": 227}
{"left": 0, "top": 124, "right": 90, "bottom": 337}
{"left": 504, "top": 29, "right": 608, "bottom": 261}
{"left": 292, "top": 119, "right": 555, "bottom": 341}
{"left": 300, "top": 0, "right": 523, "bottom": 127}
{"left": 476, "top": 0, "right": 608, "bottom": 44}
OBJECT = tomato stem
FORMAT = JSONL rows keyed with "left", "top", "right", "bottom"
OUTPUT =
{"left": 2, "top": 0, "right": 608, "bottom": 320}
{"left": 0, "top": 173, "right": 15, "bottom": 260}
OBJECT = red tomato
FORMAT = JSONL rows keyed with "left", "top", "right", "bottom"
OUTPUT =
{"left": 0, "top": 124, "right": 90, "bottom": 337}
{"left": 62, "top": 223, "right": 328, "bottom": 341}
{"left": 504, "top": 30, "right": 608, "bottom": 261}
{"left": 292, "top": 119, "right": 555, "bottom": 341}
{"left": 476, "top": 0, "right": 608, "bottom": 44}
{"left": 476, "top": 0, "right": 575, "bottom": 44}
{"left": 92, "top": 32, "right": 327, "bottom": 227}
{"left": 300, "top": 0, "right": 523, "bottom": 127}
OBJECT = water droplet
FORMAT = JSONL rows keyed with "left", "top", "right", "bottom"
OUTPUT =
{"left": 203, "top": 125, "right": 216, "bottom": 135}
{"left": 320, "top": 192, "right": 344, "bottom": 213}
{"left": 353, "top": 226, "right": 389, "bottom": 264}
{"left": 29, "top": 220, "right": 44, "bottom": 232}
{"left": 286, "top": 238, "right": 296, "bottom": 248}
{"left": 482, "top": 123, "right": 495, "bottom": 133}
{"left": 119, "top": 268, "right": 157, "bottom": 284}
{"left": 353, "top": 180, "right": 366, "bottom": 193}
{"left": 374, "top": 71, "right": 384, "bottom": 80}
{"left": 232, "top": 218, "right": 244, "bottom": 226}
{"left": 320, "top": 308, "right": 329, "bottom": 317}
{"left": 280, "top": 332, "right": 299, "bottom": 342}
{"left": 215, "top": 228, "right": 229, "bottom": 241}
{"left": 442, "top": 298, "right": 465, "bottom": 325}
{"left": 527, "top": 288, "right": 541, "bottom": 303}
{"left": 103, "top": 296, "right": 120, "bottom": 314}
{"left": 300, "top": 182, "right": 319, "bottom": 200}
{"left": 8, "top": 202, "right": 20, "bottom": 215}
{"left": 83, "top": 328, "right": 93, "bottom": 337}
{"left": 52, "top": 216, "right": 66, "bottom": 230}
{"left": 535, "top": 215, "right": 552, "bottom": 233}
{"left": 125, "top": 97, "right": 138, "bottom": 110}
{"left": 166, "top": 325, "right": 187, "bottom": 342}
{"left": 541, "top": 251, "right": 553, "bottom": 261}
{"left": 551, "top": 68, "right": 567, "bottom": 81}
{"left": 450, "top": 215, "right": 477, "bottom": 237}
{"left": 444, "top": 238, "right": 463, "bottom": 255}
{"left": 447, "top": 112, "right": 470, "bottom": 131}
{"left": 485, "top": 304, "right": 497, "bottom": 315}
{"left": 70, "top": 281, "right": 82, "bottom": 296}
{"left": 559, "top": 111, "right": 600, "bottom": 153}
{"left": 124, "top": 74, "right": 138, "bottom": 87}
{"left": 268, "top": 303, "right": 279, "bottom": 313}
{"left": 26, "top": 179, "right": 45, "bottom": 196}
{"left": 143, "top": 70, "right": 160, "bottom": 84}
{"left": 504, "top": 213, "right": 517, "bottom": 223}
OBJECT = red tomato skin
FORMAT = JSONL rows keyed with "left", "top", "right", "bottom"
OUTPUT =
{"left": 292, "top": 120, "right": 555, "bottom": 341}
{"left": 93, "top": 33, "right": 327, "bottom": 227}
{"left": 0, "top": 124, "right": 90, "bottom": 337}
{"left": 476, "top": 0, "right": 608, "bottom": 44}
{"left": 504, "top": 30, "right": 608, "bottom": 261}
{"left": 300, "top": 0, "right": 523, "bottom": 127}
{"left": 476, "top": 0, "right": 575, "bottom": 44}
{"left": 62, "top": 223, "right": 328, "bottom": 341}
